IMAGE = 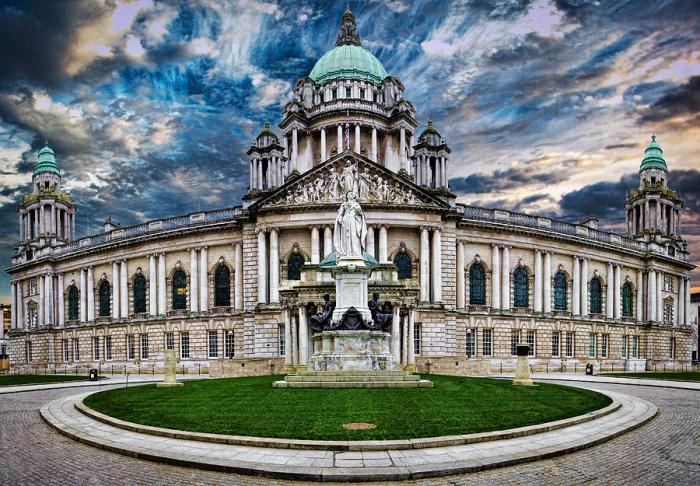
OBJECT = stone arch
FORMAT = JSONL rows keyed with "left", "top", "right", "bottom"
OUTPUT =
{"left": 467, "top": 257, "right": 488, "bottom": 306}
{"left": 283, "top": 243, "right": 309, "bottom": 281}
{"left": 512, "top": 261, "right": 531, "bottom": 308}
{"left": 131, "top": 270, "right": 148, "bottom": 314}
{"left": 389, "top": 242, "right": 418, "bottom": 280}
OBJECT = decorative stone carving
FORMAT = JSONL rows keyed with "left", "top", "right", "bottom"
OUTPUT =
{"left": 310, "top": 293, "right": 335, "bottom": 332}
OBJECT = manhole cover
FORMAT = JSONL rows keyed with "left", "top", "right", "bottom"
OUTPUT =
{"left": 343, "top": 422, "right": 376, "bottom": 430}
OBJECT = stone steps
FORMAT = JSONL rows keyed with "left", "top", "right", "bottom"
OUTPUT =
{"left": 273, "top": 379, "right": 434, "bottom": 388}
{"left": 285, "top": 374, "right": 421, "bottom": 382}
{"left": 272, "top": 371, "right": 433, "bottom": 388}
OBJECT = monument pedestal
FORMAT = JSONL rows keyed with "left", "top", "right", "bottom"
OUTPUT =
{"left": 157, "top": 349, "right": 183, "bottom": 388}
{"left": 309, "top": 330, "right": 394, "bottom": 372}
{"left": 513, "top": 345, "right": 534, "bottom": 386}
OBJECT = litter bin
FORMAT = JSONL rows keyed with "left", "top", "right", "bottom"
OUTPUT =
{"left": 89, "top": 368, "right": 99, "bottom": 381}
{"left": 585, "top": 363, "right": 594, "bottom": 376}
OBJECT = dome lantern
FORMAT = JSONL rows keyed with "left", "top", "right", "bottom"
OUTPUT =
{"left": 33, "top": 139, "right": 60, "bottom": 177}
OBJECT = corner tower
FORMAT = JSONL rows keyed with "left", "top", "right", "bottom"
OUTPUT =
{"left": 625, "top": 136, "right": 684, "bottom": 255}
{"left": 245, "top": 122, "right": 287, "bottom": 201}
{"left": 16, "top": 140, "right": 77, "bottom": 260}
{"left": 412, "top": 120, "right": 451, "bottom": 193}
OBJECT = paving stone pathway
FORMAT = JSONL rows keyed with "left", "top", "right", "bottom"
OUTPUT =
{"left": 1, "top": 380, "right": 699, "bottom": 484}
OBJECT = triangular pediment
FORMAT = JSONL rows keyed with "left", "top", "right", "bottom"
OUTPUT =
{"left": 251, "top": 151, "right": 449, "bottom": 212}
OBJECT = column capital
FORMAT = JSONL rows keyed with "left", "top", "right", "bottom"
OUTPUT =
{"left": 268, "top": 226, "right": 279, "bottom": 235}
{"left": 255, "top": 226, "right": 267, "bottom": 235}
{"left": 419, "top": 225, "right": 430, "bottom": 232}
{"left": 309, "top": 225, "right": 321, "bottom": 231}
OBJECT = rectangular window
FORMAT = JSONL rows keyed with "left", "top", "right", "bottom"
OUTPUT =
{"left": 466, "top": 328, "right": 476, "bottom": 357}
{"left": 331, "top": 88, "right": 337, "bottom": 100}
{"left": 621, "top": 335, "right": 628, "bottom": 358}
{"left": 208, "top": 330, "right": 218, "bottom": 358}
{"left": 551, "top": 332, "right": 560, "bottom": 358}
{"left": 140, "top": 334, "right": 149, "bottom": 359}
{"left": 73, "top": 338, "right": 80, "bottom": 362}
{"left": 663, "top": 275, "right": 673, "bottom": 291}
{"left": 669, "top": 338, "right": 675, "bottom": 359}
{"left": 413, "top": 324, "right": 421, "bottom": 356}
{"left": 28, "top": 279, "right": 37, "bottom": 295}
{"left": 345, "top": 86, "right": 351, "bottom": 98}
{"left": 482, "top": 329, "right": 493, "bottom": 356}
{"left": 165, "top": 332, "right": 174, "bottom": 350}
{"left": 26, "top": 341, "right": 33, "bottom": 362}
{"left": 105, "top": 336, "right": 112, "bottom": 361}
{"left": 225, "top": 330, "right": 235, "bottom": 359}
{"left": 93, "top": 337, "right": 100, "bottom": 361}
{"left": 566, "top": 332, "right": 574, "bottom": 358}
{"left": 180, "top": 332, "right": 190, "bottom": 359}
{"left": 279, "top": 326, "right": 286, "bottom": 357}
{"left": 62, "top": 338, "right": 69, "bottom": 362}
{"left": 28, "top": 306, "right": 38, "bottom": 328}
{"left": 319, "top": 92, "right": 324, "bottom": 103}
{"left": 511, "top": 330, "right": 521, "bottom": 356}
{"left": 359, "top": 88, "right": 365, "bottom": 99}
{"left": 663, "top": 301, "right": 673, "bottom": 325}
{"left": 527, "top": 330, "right": 536, "bottom": 357}
{"left": 588, "top": 334, "right": 596, "bottom": 358}
{"left": 601, "top": 334, "right": 608, "bottom": 358}
{"left": 127, "top": 335, "right": 135, "bottom": 360}
{"left": 632, "top": 335, "right": 638, "bottom": 358}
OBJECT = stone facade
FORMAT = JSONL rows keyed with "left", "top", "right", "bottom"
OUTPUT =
{"left": 6, "top": 9, "right": 695, "bottom": 375}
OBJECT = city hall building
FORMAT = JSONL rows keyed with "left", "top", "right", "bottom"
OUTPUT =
{"left": 5, "top": 10, "right": 695, "bottom": 375}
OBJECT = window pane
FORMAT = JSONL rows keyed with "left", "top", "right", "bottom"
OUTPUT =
{"left": 551, "top": 332, "right": 560, "bottom": 357}
{"left": 172, "top": 270, "right": 187, "bottom": 310}
{"left": 554, "top": 273, "right": 567, "bottom": 310}
{"left": 181, "top": 333, "right": 190, "bottom": 359}
{"left": 590, "top": 278, "right": 602, "bottom": 314}
{"left": 482, "top": 329, "right": 492, "bottom": 356}
{"left": 208, "top": 330, "right": 218, "bottom": 358}
{"left": 225, "top": 331, "right": 235, "bottom": 358}
{"left": 469, "top": 264, "right": 486, "bottom": 305}
{"left": 99, "top": 281, "right": 111, "bottom": 317}
{"left": 214, "top": 266, "right": 231, "bottom": 307}
{"left": 133, "top": 275, "right": 147, "bottom": 313}
{"left": 68, "top": 287, "right": 80, "bottom": 320}
{"left": 513, "top": 268, "right": 529, "bottom": 308}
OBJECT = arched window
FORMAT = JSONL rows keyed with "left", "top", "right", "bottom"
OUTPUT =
{"left": 214, "top": 265, "right": 231, "bottom": 307}
{"left": 98, "top": 281, "right": 111, "bottom": 317}
{"left": 133, "top": 275, "right": 147, "bottom": 313}
{"left": 554, "top": 272, "right": 567, "bottom": 310}
{"left": 172, "top": 270, "right": 187, "bottom": 310}
{"left": 590, "top": 278, "right": 602, "bottom": 314}
{"left": 622, "top": 282, "right": 633, "bottom": 317}
{"left": 469, "top": 263, "right": 486, "bottom": 305}
{"left": 287, "top": 252, "right": 305, "bottom": 281}
{"left": 394, "top": 252, "right": 412, "bottom": 280}
{"left": 513, "top": 267, "right": 529, "bottom": 308}
{"left": 68, "top": 286, "right": 79, "bottom": 321}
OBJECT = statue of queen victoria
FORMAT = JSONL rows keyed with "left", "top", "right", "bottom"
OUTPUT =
{"left": 333, "top": 180, "right": 367, "bottom": 259}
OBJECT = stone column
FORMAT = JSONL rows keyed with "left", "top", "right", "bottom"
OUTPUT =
{"left": 354, "top": 124, "right": 360, "bottom": 153}
{"left": 284, "top": 308, "right": 293, "bottom": 367}
{"left": 291, "top": 127, "right": 298, "bottom": 173}
{"left": 534, "top": 250, "right": 542, "bottom": 313}
{"left": 256, "top": 159, "right": 263, "bottom": 190}
{"left": 323, "top": 225, "right": 333, "bottom": 259}
{"left": 298, "top": 306, "right": 308, "bottom": 368}
{"left": 636, "top": 270, "right": 644, "bottom": 322}
{"left": 234, "top": 242, "right": 243, "bottom": 310}
{"left": 10, "top": 282, "right": 16, "bottom": 329}
{"left": 399, "top": 127, "right": 406, "bottom": 172}
{"left": 71, "top": 213, "right": 75, "bottom": 240}
{"left": 337, "top": 124, "right": 343, "bottom": 153}
{"left": 86, "top": 267, "right": 95, "bottom": 321}
{"left": 269, "top": 229, "right": 280, "bottom": 304}
{"left": 112, "top": 262, "right": 120, "bottom": 320}
{"left": 310, "top": 226, "right": 320, "bottom": 264}
{"left": 320, "top": 127, "right": 327, "bottom": 162}
{"left": 432, "top": 227, "right": 442, "bottom": 303}
{"left": 456, "top": 241, "right": 465, "bottom": 308}
{"left": 51, "top": 204, "right": 56, "bottom": 234}
{"left": 613, "top": 264, "right": 621, "bottom": 319}
{"left": 678, "top": 277, "right": 685, "bottom": 326}
{"left": 606, "top": 263, "right": 614, "bottom": 319}
{"left": 420, "top": 227, "right": 430, "bottom": 302}
{"left": 415, "top": 155, "right": 421, "bottom": 185}
{"left": 543, "top": 252, "right": 552, "bottom": 314}
{"left": 572, "top": 256, "right": 580, "bottom": 316}
{"left": 199, "top": 246, "right": 208, "bottom": 312}
{"left": 581, "top": 258, "right": 589, "bottom": 316}
{"left": 250, "top": 160, "right": 255, "bottom": 191}
{"left": 656, "top": 271, "right": 663, "bottom": 323}
{"left": 149, "top": 255, "right": 157, "bottom": 316}
{"left": 120, "top": 259, "right": 128, "bottom": 318}
{"left": 401, "top": 314, "right": 408, "bottom": 365}
{"left": 48, "top": 273, "right": 54, "bottom": 325}
{"left": 257, "top": 228, "right": 268, "bottom": 304}
{"left": 80, "top": 268, "right": 87, "bottom": 322}
{"left": 371, "top": 126, "right": 377, "bottom": 162}
{"left": 16, "top": 280, "right": 23, "bottom": 329}
{"left": 190, "top": 249, "right": 199, "bottom": 313}
{"left": 685, "top": 277, "right": 691, "bottom": 326}
{"left": 366, "top": 225, "right": 375, "bottom": 258}
{"left": 378, "top": 225, "right": 388, "bottom": 263}
{"left": 435, "top": 158, "right": 441, "bottom": 189}
{"left": 648, "top": 269, "right": 656, "bottom": 322}
{"left": 407, "top": 309, "right": 416, "bottom": 368}
{"left": 157, "top": 253, "right": 166, "bottom": 316}
{"left": 57, "top": 274, "right": 64, "bottom": 327}
{"left": 491, "top": 245, "right": 501, "bottom": 310}
{"left": 391, "top": 305, "right": 401, "bottom": 362}
{"left": 442, "top": 157, "right": 448, "bottom": 187}
{"left": 501, "top": 246, "right": 510, "bottom": 310}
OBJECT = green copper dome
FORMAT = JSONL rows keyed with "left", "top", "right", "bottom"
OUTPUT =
{"left": 309, "top": 44, "right": 388, "bottom": 85}
{"left": 33, "top": 140, "right": 60, "bottom": 177}
{"left": 309, "top": 8, "right": 388, "bottom": 85}
{"left": 640, "top": 135, "right": 667, "bottom": 171}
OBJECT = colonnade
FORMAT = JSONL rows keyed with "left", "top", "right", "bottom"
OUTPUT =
{"left": 19, "top": 204, "right": 75, "bottom": 241}
{"left": 627, "top": 198, "right": 680, "bottom": 235}
{"left": 250, "top": 154, "right": 285, "bottom": 191}
{"left": 414, "top": 154, "right": 447, "bottom": 188}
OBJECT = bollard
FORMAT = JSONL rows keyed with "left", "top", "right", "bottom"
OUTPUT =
{"left": 198, "top": 364, "right": 201, "bottom": 375}
{"left": 500, "top": 362, "right": 503, "bottom": 374}
{"left": 181, "top": 365, "right": 185, "bottom": 375}
{"left": 74, "top": 366, "right": 78, "bottom": 375}
{"left": 546, "top": 363, "right": 549, "bottom": 373}
{"left": 654, "top": 363, "right": 656, "bottom": 372}
{"left": 152, "top": 364, "right": 155, "bottom": 375}
{"left": 111, "top": 365, "right": 114, "bottom": 375}
{"left": 575, "top": 363, "right": 577, "bottom": 373}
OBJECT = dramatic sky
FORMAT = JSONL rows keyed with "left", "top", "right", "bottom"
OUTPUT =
{"left": 1, "top": 0, "right": 699, "bottom": 302}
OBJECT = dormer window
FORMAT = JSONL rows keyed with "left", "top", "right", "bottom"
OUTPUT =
{"left": 668, "top": 246, "right": 675, "bottom": 257}
{"left": 345, "top": 87, "right": 352, "bottom": 98}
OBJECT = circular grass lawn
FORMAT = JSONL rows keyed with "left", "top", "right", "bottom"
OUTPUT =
{"left": 83, "top": 374, "right": 611, "bottom": 441}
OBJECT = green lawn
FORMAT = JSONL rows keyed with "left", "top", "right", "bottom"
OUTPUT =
{"left": 600, "top": 372, "right": 700, "bottom": 382}
{"left": 84, "top": 374, "right": 611, "bottom": 441}
{"left": 0, "top": 374, "right": 92, "bottom": 386}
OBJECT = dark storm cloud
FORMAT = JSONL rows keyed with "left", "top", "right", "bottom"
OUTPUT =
{"left": 637, "top": 76, "right": 700, "bottom": 126}
{"left": 448, "top": 161, "right": 571, "bottom": 195}
{"left": 559, "top": 174, "right": 638, "bottom": 223}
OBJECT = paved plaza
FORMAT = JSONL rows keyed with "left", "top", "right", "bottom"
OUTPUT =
{"left": 1, "top": 378, "right": 699, "bottom": 484}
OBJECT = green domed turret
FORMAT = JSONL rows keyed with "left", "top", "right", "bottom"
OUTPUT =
{"left": 309, "top": 9, "right": 388, "bottom": 85}
{"left": 640, "top": 135, "right": 667, "bottom": 172}
{"left": 33, "top": 140, "right": 60, "bottom": 177}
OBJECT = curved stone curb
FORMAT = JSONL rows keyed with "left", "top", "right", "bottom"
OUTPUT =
{"left": 75, "top": 398, "right": 620, "bottom": 451}
{"left": 40, "top": 386, "right": 657, "bottom": 481}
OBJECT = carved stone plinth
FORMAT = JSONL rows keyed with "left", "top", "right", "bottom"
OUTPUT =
{"left": 157, "top": 349, "right": 183, "bottom": 388}
{"left": 309, "top": 330, "right": 394, "bottom": 372}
